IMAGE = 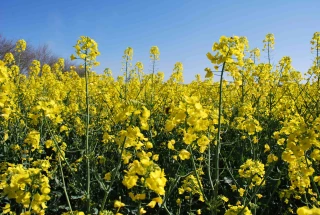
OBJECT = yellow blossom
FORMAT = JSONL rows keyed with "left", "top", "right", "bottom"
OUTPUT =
{"left": 114, "top": 200, "right": 125, "bottom": 208}
{"left": 179, "top": 149, "right": 191, "bottom": 160}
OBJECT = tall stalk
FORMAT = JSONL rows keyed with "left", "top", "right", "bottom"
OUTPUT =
{"left": 84, "top": 54, "right": 91, "bottom": 214}
{"left": 267, "top": 41, "right": 271, "bottom": 65}
{"left": 151, "top": 57, "right": 156, "bottom": 105}
{"left": 213, "top": 61, "right": 226, "bottom": 215}
{"left": 125, "top": 56, "right": 128, "bottom": 100}
{"left": 316, "top": 38, "right": 319, "bottom": 116}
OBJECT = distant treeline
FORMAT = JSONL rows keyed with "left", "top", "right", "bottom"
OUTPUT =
{"left": 0, "top": 34, "right": 84, "bottom": 76}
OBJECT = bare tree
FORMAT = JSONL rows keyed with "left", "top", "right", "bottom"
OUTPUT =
{"left": 0, "top": 34, "right": 15, "bottom": 58}
{"left": 0, "top": 34, "right": 84, "bottom": 76}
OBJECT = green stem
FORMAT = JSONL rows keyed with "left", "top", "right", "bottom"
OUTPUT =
{"left": 151, "top": 57, "right": 156, "bottom": 106}
{"left": 99, "top": 136, "right": 127, "bottom": 213}
{"left": 58, "top": 155, "right": 74, "bottom": 215}
{"left": 43, "top": 118, "right": 74, "bottom": 214}
{"left": 125, "top": 56, "right": 128, "bottom": 100}
{"left": 84, "top": 54, "right": 91, "bottom": 214}
{"left": 260, "top": 172, "right": 282, "bottom": 215}
{"left": 268, "top": 41, "right": 271, "bottom": 65}
{"left": 207, "top": 137, "right": 215, "bottom": 193}
{"left": 44, "top": 118, "right": 85, "bottom": 190}
{"left": 213, "top": 61, "right": 226, "bottom": 215}
{"left": 316, "top": 38, "right": 319, "bottom": 116}
{"left": 189, "top": 146, "right": 207, "bottom": 202}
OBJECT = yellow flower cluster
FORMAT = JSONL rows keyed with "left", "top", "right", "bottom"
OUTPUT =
{"left": 233, "top": 116, "right": 263, "bottom": 135}
{"left": 276, "top": 114, "right": 319, "bottom": 197}
{"left": 179, "top": 174, "right": 205, "bottom": 202}
{"left": 23, "top": 130, "right": 41, "bottom": 152}
{"left": 0, "top": 164, "right": 50, "bottom": 214}
{"left": 15, "top": 39, "right": 27, "bottom": 53}
{"left": 310, "top": 32, "right": 320, "bottom": 52}
{"left": 262, "top": 33, "right": 275, "bottom": 51}
{"left": 207, "top": 35, "right": 246, "bottom": 66}
{"left": 150, "top": 46, "right": 160, "bottom": 60}
{"left": 29, "top": 60, "right": 41, "bottom": 77}
{"left": 0, "top": 61, "right": 10, "bottom": 112}
{"left": 122, "top": 151, "right": 167, "bottom": 195}
{"left": 71, "top": 36, "right": 100, "bottom": 67}
{"left": 124, "top": 47, "right": 134, "bottom": 60}
{"left": 224, "top": 205, "right": 252, "bottom": 215}
{"left": 1, "top": 33, "right": 320, "bottom": 214}
{"left": 297, "top": 206, "right": 320, "bottom": 215}
{"left": 3, "top": 53, "right": 15, "bottom": 66}
{"left": 239, "top": 159, "right": 265, "bottom": 188}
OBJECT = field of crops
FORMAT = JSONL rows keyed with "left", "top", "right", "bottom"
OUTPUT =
{"left": 1, "top": 33, "right": 320, "bottom": 215}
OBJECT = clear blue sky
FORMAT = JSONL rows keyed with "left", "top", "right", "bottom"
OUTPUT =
{"left": 1, "top": 0, "right": 319, "bottom": 82}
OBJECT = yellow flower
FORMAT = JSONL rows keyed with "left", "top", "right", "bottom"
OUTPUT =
{"left": 231, "top": 184, "right": 237, "bottom": 192}
{"left": 24, "top": 130, "right": 41, "bottom": 152}
{"left": 129, "top": 192, "right": 145, "bottom": 201}
{"left": 146, "top": 141, "right": 153, "bottom": 149}
{"left": 204, "top": 67, "right": 213, "bottom": 78}
{"left": 114, "top": 200, "right": 125, "bottom": 208}
{"left": 104, "top": 172, "right": 112, "bottom": 181}
{"left": 297, "top": 206, "right": 311, "bottom": 215}
{"left": 152, "top": 154, "right": 159, "bottom": 161}
{"left": 15, "top": 39, "right": 27, "bottom": 52}
{"left": 3, "top": 53, "right": 15, "bottom": 65}
{"left": 262, "top": 33, "right": 275, "bottom": 51}
{"left": 2, "top": 203, "right": 11, "bottom": 214}
{"left": 250, "top": 48, "right": 260, "bottom": 61}
{"left": 256, "top": 194, "right": 263, "bottom": 199}
{"left": 145, "top": 169, "right": 167, "bottom": 195}
{"left": 45, "top": 140, "right": 54, "bottom": 148}
{"left": 29, "top": 60, "right": 41, "bottom": 76}
{"left": 72, "top": 36, "right": 100, "bottom": 66}
{"left": 135, "top": 61, "right": 144, "bottom": 72}
{"left": 206, "top": 53, "right": 215, "bottom": 63}
{"left": 267, "top": 154, "right": 278, "bottom": 163}
{"left": 221, "top": 196, "right": 229, "bottom": 202}
{"left": 165, "top": 119, "right": 176, "bottom": 132}
{"left": 168, "top": 139, "right": 175, "bottom": 150}
{"left": 197, "top": 135, "right": 210, "bottom": 153}
{"left": 122, "top": 175, "right": 138, "bottom": 189}
{"left": 60, "top": 125, "right": 69, "bottom": 132}
{"left": 176, "top": 198, "right": 181, "bottom": 205}
{"left": 179, "top": 149, "right": 191, "bottom": 160}
{"left": 147, "top": 200, "right": 157, "bottom": 208}
{"left": 183, "top": 131, "right": 197, "bottom": 145}
{"left": 150, "top": 46, "right": 160, "bottom": 60}
{"left": 238, "top": 159, "right": 265, "bottom": 187}
{"left": 225, "top": 205, "right": 252, "bottom": 215}
{"left": 70, "top": 54, "right": 77, "bottom": 60}
{"left": 124, "top": 47, "right": 134, "bottom": 60}
{"left": 139, "top": 207, "right": 147, "bottom": 214}
{"left": 238, "top": 188, "right": 245, "bottom": 197}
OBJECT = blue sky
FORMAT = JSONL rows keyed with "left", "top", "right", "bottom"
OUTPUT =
{"left": 1, "top": 0, "right": 319, "bottom": 82}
